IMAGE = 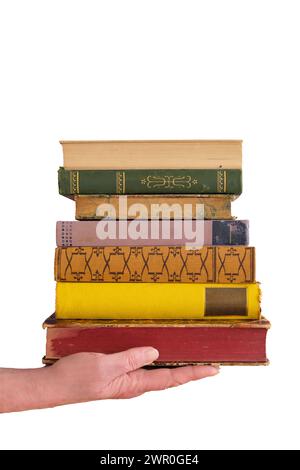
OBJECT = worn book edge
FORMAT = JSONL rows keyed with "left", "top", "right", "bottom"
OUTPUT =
{"left": 42, "top": 356, "right": 269, "bottom": 367}
{"left": 43, "top": 314, "right": 270, "bottom": 329}
{"left": 72, "top": 193, "right": 240, "bottom": 203}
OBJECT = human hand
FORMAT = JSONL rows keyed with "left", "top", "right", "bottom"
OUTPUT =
{"left": 49, "top": 347, "right": 219, "bottom": 406}
{"left": 0, "top": 347, "right": 219, "bottom": 412}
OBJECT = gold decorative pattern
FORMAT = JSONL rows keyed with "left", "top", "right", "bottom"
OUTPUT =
{"left": 116, "top": 171, "right": 125, "bottom": 194}
{"left": 140, "top": 175, "right": 196, "bottom": 190}
{"left": 70, "top": 171, "right": 80, "bottom": 194}
{"left": 217, "top": 170, "right": 226, "bottom": 193}
{"left": 55, "top": 246, "right": 255, "bottom": 283}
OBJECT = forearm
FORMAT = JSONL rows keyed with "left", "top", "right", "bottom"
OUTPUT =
{"left": 0, "top": 367, "right": 58, "bottom": 413}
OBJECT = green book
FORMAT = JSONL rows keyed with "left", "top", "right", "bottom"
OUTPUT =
{"left": 58, "top": 167, "right": 242, "bottom": 195}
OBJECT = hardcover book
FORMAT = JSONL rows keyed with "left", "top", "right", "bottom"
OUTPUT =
{"left": 55, "top": 282, "right": 261, "bottom": 320}
{"left": 58, "top": 167, "right": 242, "bottom": 196}
{"left": 55, "top": 246, "right": 255, "bottom": 283}
{"left": 74, "top": 195, "right": 236, "bottom": 220}
{"left": 60, "top": 140, "right": 242, "bottom": 170}
{"left": 56, "top": 220, "right": 249, "bottom": 247}
{"left": 43, "top": 315, "right": 270, "bottom": 365}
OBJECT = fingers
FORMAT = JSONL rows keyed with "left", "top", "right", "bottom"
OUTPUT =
{"left": 100, "top": 347, "right": 159, "bottom": 380}
{"left": 122, "top": 365, "right": 219, "bottom": 397}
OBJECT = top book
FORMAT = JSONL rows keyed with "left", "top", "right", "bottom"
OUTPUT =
{"left": 60, "top": 140, "right": 242, "bottom": 170}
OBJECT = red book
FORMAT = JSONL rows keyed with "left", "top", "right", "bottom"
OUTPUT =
{"left": 43, "top": 315, "right": 270, "bottom": 366}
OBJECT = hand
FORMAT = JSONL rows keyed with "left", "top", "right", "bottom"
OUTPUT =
{"left": 0, "top": 348, "right": 219, "bottom": 412}
{"left": 49, "top": 347, "right": 219, "bottom": 405}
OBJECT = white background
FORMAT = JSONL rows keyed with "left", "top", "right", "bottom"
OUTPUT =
{"left": 0, "top": 0, "right": 299, "bottom": 450}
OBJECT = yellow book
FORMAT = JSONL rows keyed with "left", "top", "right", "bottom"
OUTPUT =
{"left": 56, "top": 282, "right": 261, "bottom": 320}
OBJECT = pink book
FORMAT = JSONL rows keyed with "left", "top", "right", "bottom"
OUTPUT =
{"left": 56, "top": 220, "right": 249, "bottom": 247}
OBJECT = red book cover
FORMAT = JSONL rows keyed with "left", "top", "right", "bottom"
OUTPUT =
{"left": 44, "top": 316, "right": 270, "bottom": 366}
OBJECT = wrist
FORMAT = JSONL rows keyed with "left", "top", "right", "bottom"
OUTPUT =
{"left": 0, "top": 367, "right": 55, "bottom": 412}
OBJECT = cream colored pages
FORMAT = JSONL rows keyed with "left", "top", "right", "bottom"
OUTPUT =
{"left": 61, "top": 140, "right": 242, "bottom": 169}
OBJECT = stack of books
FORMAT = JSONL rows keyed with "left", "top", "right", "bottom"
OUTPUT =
{"left": 43, "top": 140, "right": 270, "bottom": 366}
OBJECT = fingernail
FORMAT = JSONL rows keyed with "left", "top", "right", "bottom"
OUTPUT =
{"left": 207, "top": 366, "right": 220, "bottom": 376}
{"left": 143, "top": 347, "right": 159, "bottom": 363}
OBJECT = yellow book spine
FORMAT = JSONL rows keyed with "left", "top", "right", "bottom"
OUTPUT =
{"left": 56, "top": 282, "right": 261, "bottom": 320}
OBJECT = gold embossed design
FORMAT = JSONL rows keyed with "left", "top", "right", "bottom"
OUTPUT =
{"left": 70, "top": 171, "right": 80, "bottom": 194}
{"left": 55, "top": 246, "right": 255, "bottom": 283}
{"left": 140, "top": 175, "right": 198, "bottom": 190}
{"left": 216, "top": 170, "right": 227, "bottom": 193}
{"left": 116, "top": 171, "right": 126, "bottom": 194}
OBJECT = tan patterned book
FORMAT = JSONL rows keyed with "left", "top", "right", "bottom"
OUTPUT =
{"left": 74, "top": 195, "right": 236, "bottom": 220}
{"left": 55, "top": 246, "right": 255, "bottom": 283}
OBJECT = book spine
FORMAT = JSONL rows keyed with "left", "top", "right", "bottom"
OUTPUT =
{"left": 56, "top": 220, "right": 249, "bottom": 247}
{"left": 58, "top": 168, "right": 242, "bottom": 195}
{"left": 46, "top": 324, "right": 267, "bottom": 363}
{"left": 55, "top": 282, "right": 261, "bottom": 320}
{"left": 54, "top": 246, "right": 255, "bottom": 283}
{"left": 75, "top": 195, "right": 233, "bottom": 220}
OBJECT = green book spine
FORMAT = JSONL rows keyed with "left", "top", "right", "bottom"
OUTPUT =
{"left": 58, "top": 167, "right": 242, "bottom": 195}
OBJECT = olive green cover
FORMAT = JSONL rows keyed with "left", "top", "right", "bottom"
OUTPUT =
{"left": 58, "top": 167, "right": 242, "bottom": 195}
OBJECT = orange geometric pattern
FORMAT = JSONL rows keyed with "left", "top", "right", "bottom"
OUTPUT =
{"left": 55, "top": 246, "right": 255, "bottom": 283}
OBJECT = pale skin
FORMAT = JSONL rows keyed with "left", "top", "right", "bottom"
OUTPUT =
{"left": 0, "top": 347, "right": 219, "bottom": 413}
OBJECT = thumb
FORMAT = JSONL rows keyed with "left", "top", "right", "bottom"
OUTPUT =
{"left": 101, "top": 347, "right": 159, "bottom": 380}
